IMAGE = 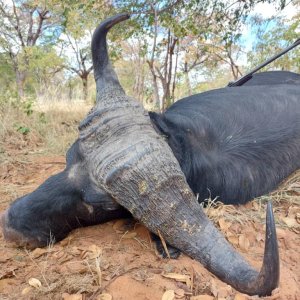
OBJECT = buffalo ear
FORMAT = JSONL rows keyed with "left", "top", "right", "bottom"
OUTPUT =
{"left": 66, "top": 140, "right": 83, "bottom": 167}
{"left": 148, "top": 112, "right": 170, "bottom": 137}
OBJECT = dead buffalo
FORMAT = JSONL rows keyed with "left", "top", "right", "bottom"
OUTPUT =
{"left": 1, "top": 13, "right": 300, "bottom": 296}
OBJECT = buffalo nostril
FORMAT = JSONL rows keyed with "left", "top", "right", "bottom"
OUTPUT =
{"left": 0, "top": 210, "right": 42, "bottom": 248}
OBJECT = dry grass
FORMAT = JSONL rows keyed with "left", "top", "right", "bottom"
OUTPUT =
{"left": 202, "top": 169, "right": 300, "bottom": 233}
{"left": 256, "top": 170, "right": 300, "bottom": 206}
{"left": 0, "top": 98, "right": 91, "bottom": 157}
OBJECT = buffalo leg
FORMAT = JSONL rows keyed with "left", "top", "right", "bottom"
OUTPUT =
{"left": 151, "top": 233, "right": 181, "bottom": 259}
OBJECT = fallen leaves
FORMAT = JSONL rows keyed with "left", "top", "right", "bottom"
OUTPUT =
{"left": 0, "top": 251, "right": 14, "bottom": 263}
{"left": 112, "top": 219, "right": 135, "bottom": 234}
{"left": 190, "top": 295, "right": 214, "bottom": 300}
{"left": 216, "top": 285, "right": 232, "bottom": 298}
{"left": 67, "top": 246, "right": 82, "bottom": 257}
{"left": 281, "top": 217, "right": 298, "bottom": 228}
{"left": 61, "top": 292, "right": 113, "bottom": 300}
{"left": 174, "top": 288, "right": 185, "bottom": 298}
{"left": 0, "top": 278, "right": 18, "bottom": 293}
{"left": 132, "top": 269, "right": 151, "bottom": 282}
{"left": 218, "top": 218, "right": 231, "bottom": 231}
{"left": 97, "top": 293, "right": 113, "bottom": 300}
{"left": 122, "top": 231, "right": 138, "bottom": 239}
{"left": 0, "top": 266, "right": 18, "bottom": 280}
{"left": 1, "top": 166, "right": 300, "bottom": 300}
{"left": 21, "top": 286, "right": 33, "bottom": 295}
{"left": 62, "top": 293, "right": 82, "bottom": 300}
{"left": 162, "top": 289, "right": 175, "bottom": 300}
{"left": 296, "top": 213, "right": 300, "bottom": 224}
{"left": 162, "top": 273, "right": 192, "bottom": 289}
{"left": 31, "top": 247, "right": 49, "bottom": 258}
{"left": 278, "top": 205, "right": 300, "bottom": 231}
{"left": 227, "top": 235, "right": 239, "bottom": 245}
{"left": 238, "top": 234, "right": 250, "bottom": 251}
{"left": 54, "top": 251, "right": 73, "bottom": 264}
{"left": 113, "top": 219, "right": 127, "bottom": 233}
{"left": 59, "top": 236, "right": 74, "bottom": 247}
{"left": 59, "top": 261, "right": 87, "bottom": 275}
{"left": 256, "top": 232, "right": 264, "bottom": 242}
{"left": 234, "top": 293, "right": 249, "bottom": 300}
{"left": 28, "top": 277, "right": 42, "bottom": 289}
{"left": 81, "top": 244, "right": 102, "bottom": 260}
{"left": 210, "top": 279, "right": 233, "bottom": 299}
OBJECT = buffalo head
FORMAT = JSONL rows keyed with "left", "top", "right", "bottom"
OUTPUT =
{"left": 0, "top": 140, "right": 128, "bottom": 247}
{"left": 1, "top": 14, "right": 279, "bottom": 296}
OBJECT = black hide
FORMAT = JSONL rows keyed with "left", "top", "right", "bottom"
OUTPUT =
{"left": 150, "top": 81, "right": 300, "bottom": 204}
{"left": 242, "top": 70, "right": 300, "bottom": 86}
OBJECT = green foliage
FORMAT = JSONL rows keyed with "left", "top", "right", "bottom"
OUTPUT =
{"left": 27, "top": 47, "right": 64, "bottom": 73}
{"left": 39, "top": 112, "right": 47, "bottom": 124}
{"left": 15, "top": 124, "right": 30, "bottom": 135}
{"left": 0, "top": 0, "right": 298, "bottom": 108}
{"left": 1, "top": 45, "right": 65, "bottom": 98}
{"left": 0, "top": 0, "right": 64, "bottom": 98}
{"left": 22, "top": 99, "right": 34, "bottom": 116}
{"left": 0, "top": 54, "right": 16, "bottom": 94}
{"left": 247, "top": 14, "right": 300, "bottom": 72}
{"left": 27, "top": 46, "right": 65, "bottom": 88}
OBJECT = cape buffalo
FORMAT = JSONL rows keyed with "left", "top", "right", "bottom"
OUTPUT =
{"left": 1, "top": 13, "right": 300, "bottom": 296}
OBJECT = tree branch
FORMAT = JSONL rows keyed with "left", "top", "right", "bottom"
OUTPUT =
{"left": 31, "top": 9, "right": 49, "bottom": 46}
{"left": 11, "top": 0, "right": 25, "bottom": 48}
{"left": 26, "top": 8, "right": 35, "bottom": 45}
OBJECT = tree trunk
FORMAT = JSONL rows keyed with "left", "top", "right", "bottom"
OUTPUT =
{"left": 171, "top": 44, "right": 179, "bottom": 102}
{"left": 68, "top": 81, "right": 73, "bottom": 100}
{"left": 185, "top": 71, "right": 192, "bottom": 95}
{"left": 133, "top": 50, "right": 145, "bottom": 103}
{"left": 149, "top": 66, "right": 160, "bottom": 110}
{"left": 81, "top": 74, "right": 88, "bottom": 102}
{"left": 16, "top": 70, "right": 26, "bottom": 99}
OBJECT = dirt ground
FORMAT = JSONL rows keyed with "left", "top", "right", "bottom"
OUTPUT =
{"left": 0, "top": 147, "right": 299, "bottom": 300}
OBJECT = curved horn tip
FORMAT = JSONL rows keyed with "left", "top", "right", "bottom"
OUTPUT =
{"left": 101, "top": 13, "right": 130, "bottom": 31}
{"left": 257, "top": 201, "right": 280, "bottom": 296}
{"left": 92, "top": 13, "right": 130, "bottom": 46}
{"left": 265, "top": 201, "right": 279, "bottom": 264}
{"left": 91, "top": 13, "right": 130, "bottom": 92}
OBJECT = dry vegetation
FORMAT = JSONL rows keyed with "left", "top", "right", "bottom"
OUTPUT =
{"left": 0, "top": 102, "right": 299, "bottom": 300}
{"left": 0, "top": 99, "right": 91, "bottom": 156}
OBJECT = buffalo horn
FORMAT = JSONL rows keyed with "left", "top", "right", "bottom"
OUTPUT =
{"left": 78, "top": 13, "right": 279, "bottom": 296}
